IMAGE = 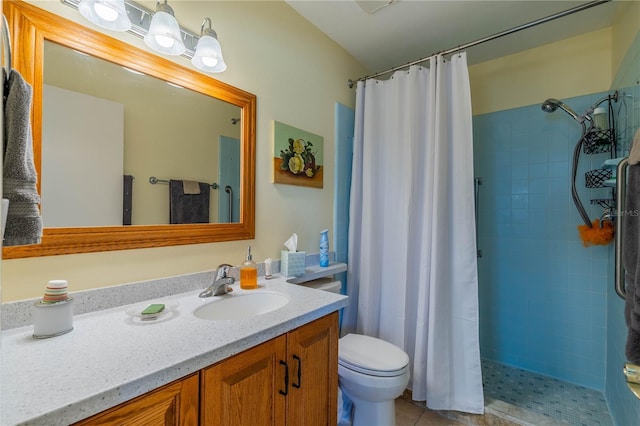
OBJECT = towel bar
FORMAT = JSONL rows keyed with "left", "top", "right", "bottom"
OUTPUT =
{"left": 148, "top": 176, "right": 219, "bottom": 190}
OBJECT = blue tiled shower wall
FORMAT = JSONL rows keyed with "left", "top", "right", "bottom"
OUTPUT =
{"left": 334, "top": 102, "right": 355, "bottom": 325}
{"left": 473, "top": 90, "right": 617, "bottom": 391}
{"left": 474, "top": 43, "right": 640, "bottom": 421}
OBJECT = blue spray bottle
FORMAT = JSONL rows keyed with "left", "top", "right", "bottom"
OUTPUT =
{"left": 320, "top": 229, "right": 329, "bottom": 267}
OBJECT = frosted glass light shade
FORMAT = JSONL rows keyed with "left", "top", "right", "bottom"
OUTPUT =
{"left": 144, "top": 10, "right": 186, "bottom": 56}
{"left": 78, "top": 0, "right": 131, "bottom": 31}
{"left": 192, "top": 35, "right": 226, "bottom": 73}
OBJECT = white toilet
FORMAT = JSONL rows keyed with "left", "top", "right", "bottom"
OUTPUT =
{"left": 302, "top": 279, "right": 411, "bottom": 426}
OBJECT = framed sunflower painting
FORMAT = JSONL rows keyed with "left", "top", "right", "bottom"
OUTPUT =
{"left": 273, "top": 121, "right": 324, "bottom": 188}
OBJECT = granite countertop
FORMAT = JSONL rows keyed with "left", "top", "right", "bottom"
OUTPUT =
{"left": 0, "top": 275, "right": 348, "bottom": 426}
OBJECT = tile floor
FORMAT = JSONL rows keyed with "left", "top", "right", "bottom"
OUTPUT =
{"left": 482, "top": 360, "right": 613, "bottom": 425}
{"left": 393, "top": 360, "right": 615, "bottom": 426}
{"left": 395, "top": 397, "right": 464, "bottom": 426}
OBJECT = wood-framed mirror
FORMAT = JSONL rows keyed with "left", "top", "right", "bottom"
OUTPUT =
{"left": 3, "top": 1, "right": 256, "bottom": 259}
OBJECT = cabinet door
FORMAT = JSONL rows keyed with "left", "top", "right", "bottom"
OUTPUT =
{"left": 201, "top": 335, "right": 287, "bottom": 426}
{"left": 72, "top": 373, "right": 199, "bottom": 426}
{"left": 287, "top": 312, "right": 339, "bottom": 426}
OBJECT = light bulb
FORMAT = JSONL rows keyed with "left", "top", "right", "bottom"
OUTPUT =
{"left": 201, "top": 56, "right": 218, "bottom": 67}
{"left": 155, "top": 34, "right": 175, "bottom": 48}
{"left": 93, "top": 3, "right": 118, "bottom": 22}
{"left": 191, "top": 24, "right": 226, "bottom": 73}
{"left": 144, "top": 7, "right": 185, "bottom": 56}
{"left": 78, "top": 0, "right": 131, "bottom": 32}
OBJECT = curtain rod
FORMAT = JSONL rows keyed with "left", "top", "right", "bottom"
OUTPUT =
{"left": 347, "top": 0, "right": 612, "bottom": 88}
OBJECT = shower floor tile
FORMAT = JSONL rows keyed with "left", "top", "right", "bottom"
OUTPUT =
{"left": 482, "top": 359, "right": 613, "bottom": 425}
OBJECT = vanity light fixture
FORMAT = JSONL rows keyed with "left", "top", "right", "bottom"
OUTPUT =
{"left": 61, "top": 0, "right": 226, "bottom": 73}
{"left": 191, "top": 18, "right": 227, "bottom": 73}
{"left": 78, "top": 0, "right": 131, "bottom": 31}
{"left": 144, "top": 0, "right": 186, "bottom": 56}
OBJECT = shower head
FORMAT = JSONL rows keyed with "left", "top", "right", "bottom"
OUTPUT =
{"left": 541, "top": 98, "right": 584, "bottom": 122}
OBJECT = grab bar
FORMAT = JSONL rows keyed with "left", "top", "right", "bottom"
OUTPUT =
{"left": 474, "top": 177, "right": 483, "bottom": 258}
{"left": 225, "top": 185, "right": 233, "bottom": 223}
{"left": 615, "top": 157, "right": 629, "bottom": 299}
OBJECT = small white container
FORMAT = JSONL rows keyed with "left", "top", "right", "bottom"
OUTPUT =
{"left": 593, "top": 107, "right": 608, "bottom": 130}
{"left": 33, "top": 299, "right": 74, "bottom": 339}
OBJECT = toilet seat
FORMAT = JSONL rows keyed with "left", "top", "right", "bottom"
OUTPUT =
{"left": 339, "top": 334, "right": 409, "bottom": 377}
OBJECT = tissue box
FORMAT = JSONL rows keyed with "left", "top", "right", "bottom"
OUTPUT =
{"left": 281, "top": 250, "right": 306, "bottom": 277}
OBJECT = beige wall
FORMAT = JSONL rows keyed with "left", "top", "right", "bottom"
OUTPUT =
{"left": 2, "top": 1, "right": 368, "bottom": 301}
{"left": 469, "top": 1, "right": 640, "bottom": 117}
{"left": 611, "top": 0, "right": 640, "bottom": 90}
{"left": 469, "top": 28, "right": 613, "bottom": 116}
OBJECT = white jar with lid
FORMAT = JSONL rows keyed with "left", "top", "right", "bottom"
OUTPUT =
{"left": 593, "top": 107, "right": 608, "bottom": 130}
{"left": 33, "top": 280, "right": 74, "bottom": 338}
{"left": 33, "top": 300, "right": 74, "bottom": 338}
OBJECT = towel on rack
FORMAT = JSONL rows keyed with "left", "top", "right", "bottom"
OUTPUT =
{"left": 628, "top": 128, "right": 640, "bottom": 165}
{"left": 623, "top": 163, "right": 640, "bottom": 364}
{"left": 2, "top": 69, "right": 42, "bottom": 246}
{"left": 182, "top": 180, "right": 201, "bottom": 194}
{"left": 169, "top": 180, "right": 210, "bottom": 224}
{"left": 123, "top": 175, "right": 133, "bottom": 226}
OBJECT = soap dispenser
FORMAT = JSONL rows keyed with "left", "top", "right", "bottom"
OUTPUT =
{"left": 240, "top": 246, "right": 258, "bottom": 289}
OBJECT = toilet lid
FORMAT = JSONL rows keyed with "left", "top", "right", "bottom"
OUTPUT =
{"left": 339, "top": 334, "right": 409, "bottom": 376}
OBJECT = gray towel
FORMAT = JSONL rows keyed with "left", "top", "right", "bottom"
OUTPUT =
{"left": 123, "top": 175, "right": 133, "bottom": 226}
{"left": 628, "top": 128, "right": 640, "bottom": 165}
{"left": 2, "top": 69, "right": 42, "bottom": 246}
{"left": 169, "top": 180, "right": 210, "bottom": 224}
{"left": 623, "top": 164, "right": 640, "bottom": 364}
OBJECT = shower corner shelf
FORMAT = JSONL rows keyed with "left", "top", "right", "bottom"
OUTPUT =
{"left": 583, "top": 129, "right": 615, "bottom": 155}
{"left": 591, "top": 199, "right": 615, "bottom": 210}
{"left": 585, "top": 169, "right": 613, "bottom": 188}
{"left": 600, "top": 157, "right": 624, "bottom": 169}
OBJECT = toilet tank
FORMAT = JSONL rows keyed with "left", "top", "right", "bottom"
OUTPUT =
{"left": 300, "top": 277, "right": 341, "bottom": 293}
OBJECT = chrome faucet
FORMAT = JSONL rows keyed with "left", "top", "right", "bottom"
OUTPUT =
{"left": 199, "top": 264, "right": 235, "bottom": 298}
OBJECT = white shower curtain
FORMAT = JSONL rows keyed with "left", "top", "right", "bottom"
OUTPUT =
{"left": 343, "top": 53, "right": 484, "bottom": 414}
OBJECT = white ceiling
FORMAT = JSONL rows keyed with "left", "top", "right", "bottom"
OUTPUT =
{"left": 286, "top": 0, "right": 619, "bottom": 78}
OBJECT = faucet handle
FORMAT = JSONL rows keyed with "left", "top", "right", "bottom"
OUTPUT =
{"left": 215, "top": 263, "right": 234, "bottom": 280}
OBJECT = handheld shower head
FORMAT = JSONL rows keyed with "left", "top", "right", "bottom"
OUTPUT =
{"left": 541, "top": 98, "right": 583, "bottom": 122}
{"left": 541, "top": 98, "right": 561, "bottom": 113}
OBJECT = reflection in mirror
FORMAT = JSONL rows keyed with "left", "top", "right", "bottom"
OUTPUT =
{"left": 3, "top": 0, "right": 256, "bottom": 259}
{"left": 42, "top": 41, "right": 241, "bottom": 227}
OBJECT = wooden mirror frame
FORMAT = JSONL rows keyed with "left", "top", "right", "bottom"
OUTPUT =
{"left": 3, "top": 1, "right": 256, "bottom": 259}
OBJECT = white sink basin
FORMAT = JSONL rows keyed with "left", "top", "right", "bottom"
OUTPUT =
{"left": 194, "top": 292, "right": 290, "bottom": 321}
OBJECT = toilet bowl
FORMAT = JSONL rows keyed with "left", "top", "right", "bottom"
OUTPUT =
{"left": 338, "top": 333, "right": 410, "bottom": 426}
{"left": 301, "top": 278, "right": 411, "bottom": 426}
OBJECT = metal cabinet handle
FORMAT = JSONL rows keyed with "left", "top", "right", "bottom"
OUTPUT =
{"left": 292, "top": 355, "right": 301, "bottom": 389}
{"left": 279, "top": 360, "right": 289, "bottom": 396}
{"left": 616, "top": 158, "right": 629, "bottom": 300}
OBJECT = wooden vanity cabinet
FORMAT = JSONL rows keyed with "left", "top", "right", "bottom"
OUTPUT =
{"left": 72, "top": 312, "right": 338, "bottom": 426}
{"left": 72, "top": 373, "right": 199, "bottom": 426}
{"left": 201, "top": 312, "right": 339, "bottom": 426}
